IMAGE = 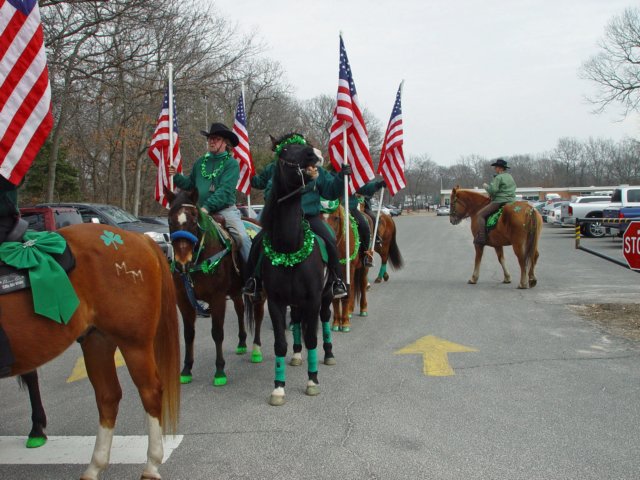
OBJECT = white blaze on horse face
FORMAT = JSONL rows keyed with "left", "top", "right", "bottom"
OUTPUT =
{"left": 82, "top": 425, "right": 114, "bottom": 480}
{"left": 177, "top": 211, "right": 188, "bottom": 226}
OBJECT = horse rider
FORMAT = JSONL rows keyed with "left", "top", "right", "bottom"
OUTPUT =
{"left": 0, "top": 174, "right": 19, "bottom": 377}
{"left": 474, "top": 158, "right": 516, "bottom": 245}
{"left": 347, "top": 180, "right": 386, "bottom": 267}
{"left": 168, "top": 122, "right": 251, "bottom": 275}
{"left": 243, "top": 136, "right": 350, "bottom": 300}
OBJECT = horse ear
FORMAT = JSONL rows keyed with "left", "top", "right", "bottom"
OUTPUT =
{"left": 269, "top": 135, "right": 278, "bottom": 151}
{"left": 189, "top": 189, "right": 199, "bottom": 204}
{"left": 164, "top": 187, "right": 175, "bottom": 205}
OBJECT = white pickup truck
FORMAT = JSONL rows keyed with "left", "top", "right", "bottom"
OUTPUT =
{"left": 560, "top": 195, "right": 612, "bottom": 237}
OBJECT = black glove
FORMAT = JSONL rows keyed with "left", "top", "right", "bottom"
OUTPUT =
{"left": 341, "top": 164, "right": 352, "bottom": 175}
{"left": 378, "top": 180, "right": 387, "bottom": 190}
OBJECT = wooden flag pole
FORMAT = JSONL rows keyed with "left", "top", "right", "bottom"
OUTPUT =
{"left": 168, "top": 63, "right": 174, "bottom": 192}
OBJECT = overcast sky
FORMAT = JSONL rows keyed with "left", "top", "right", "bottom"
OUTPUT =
{"left": 214, "top": 0, "right": 639, "bottom": 166}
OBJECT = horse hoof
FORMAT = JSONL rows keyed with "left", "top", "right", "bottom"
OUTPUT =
{"left": 467, "top": 279, "right": 477, "bottom": 285}
{"left": 251, "top": 350, "right": 263, "bottom": 363}
{"left": 269, "top": 394, "right": 286, "bottom": 406}
{"left": 517, "top": 285, "right": 528, "bottom": 290}
{"left": 290, "top": 357, "right": 303, "bottom": 366}
{"left": 140, "top": 472, "right": 161, "bottom": 480}
{"left": 383, "top": 273, "right": 389, "bottom": 281}
{"left": 359, "top": 311, "right": 368, "bottom": 317}
{"left": 331, "top": 325, "right": 340, "bottom": 332}
{"left": 180, "top": 374, "right": 192, "bottom": 384}
{"left": 503, "top": 279, "right": 511, "bottom": 284}
{"left": 348, "top": 313, "right": 352, "bottom": 319}
{"left": 305, "top": 384, "right": 320, "bottom": 396}
{"left": 324, "top": 357, "right": 336, "bottom": 366}
{"left": 341, "top": 326, "right": 351, "bottom": 333}
{"left": 212, "top": 375, "right": 227, "bottom": 386}
{"left": 236, "top": 346, "right": 247, "bottom": 355}
{"left": 25, "top": 436, "right": 47, "bottom": 448}
{"left": 529, "top": 279, "right": 537, "bottom": 288}
{"left": 374, "top": 277, "right": 382, "bottom": 284}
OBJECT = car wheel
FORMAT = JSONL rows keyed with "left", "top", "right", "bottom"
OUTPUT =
{"left": 586, "top": 221, "right": 606, "bottom": 238}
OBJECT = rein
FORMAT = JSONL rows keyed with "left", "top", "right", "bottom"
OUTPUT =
{"left": 276, "top": 158, "right": 306, "bottom": 204}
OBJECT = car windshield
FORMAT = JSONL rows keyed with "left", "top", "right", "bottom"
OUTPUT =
{"left": 100, "top": 205, "right": 140, "bottom": 224}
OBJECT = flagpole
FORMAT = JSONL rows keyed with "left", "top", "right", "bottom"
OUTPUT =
{"left": 339, "top": 31, "right": 350, "bottom": 288}
{"left": 241, "top": 83, "right": 251, "bottom": 209}
{"left": 168, "top": 63, "right": 174, "bottom": 191}
{"left": 371, "top": 187, "right": 384, "bottom": 251}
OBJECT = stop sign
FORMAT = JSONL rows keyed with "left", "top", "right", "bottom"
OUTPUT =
{"left": 623, "top": 221, "right": 640, "bottom": 270}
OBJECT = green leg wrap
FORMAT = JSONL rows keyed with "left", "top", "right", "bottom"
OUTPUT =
{"left": 307, "top": 347, "right": 318, "bottom": 373}
{"left": 322, "top": 322, "right": 332, "bottom": 344}
{"left": 292, "top": 322, "right": 302, "bottom": 345}
{"left": 275, "top": 356, "right": 286, "bottom": 383}
{"left": 377, "top": 263, "right": 387, "bottom": 278}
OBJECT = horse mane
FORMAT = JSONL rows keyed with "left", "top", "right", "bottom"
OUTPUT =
{"left": 454, "top": 188, "right": 490, "bottom": 207}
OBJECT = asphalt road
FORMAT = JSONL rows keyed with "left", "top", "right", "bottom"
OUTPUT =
{"left": 2, "top": 214, "right": 640, "bottom": 479}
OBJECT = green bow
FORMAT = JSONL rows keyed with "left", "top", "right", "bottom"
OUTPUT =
{"left": 0, "top": 231, "right": 79, "bottom": 324}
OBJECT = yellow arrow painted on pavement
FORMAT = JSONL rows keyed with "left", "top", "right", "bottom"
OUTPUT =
{"left": 394, "top": 335, "right": 477, "bottom": 376}
{"left": 67, "top": 349, "right": 126, "bottom": 383}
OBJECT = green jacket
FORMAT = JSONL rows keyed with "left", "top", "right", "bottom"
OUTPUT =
{"left": 348, "top": 180, "right": 383, "bottom": 210}
{"left": 484, "top": 172, "right": 516, "bottom": 203}
{"left": 0, "top": 176, "right": 18, "bottom": 217}
{"left": 251, "top": 162, "right": 346, "bottom": 217}
{"left": 173, "top": 151, "right": 239, "bottom": 213}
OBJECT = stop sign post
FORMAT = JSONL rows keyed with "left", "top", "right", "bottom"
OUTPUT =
{"left": 622, "top": 221, "right": 640, "bottom": 270}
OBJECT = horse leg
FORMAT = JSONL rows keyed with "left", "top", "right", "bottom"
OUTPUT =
{"left": 80, "top": 334, "right": 121, "bottom": 480}
{"left": 231, "top": 294, "right": 248, "bottom": 355}
{"left": 290, "top": 307, "right": 303, "bottom": 366}
{"left": 320, "top": 292, "right": 336, "bottom": 365}
{"left": 358, "top": 268, "right": 369, "bottom": 317}
{"left": 268, "top": 301, "right": 288, "bottom": 406}
{"left": 303, "top": 308, "right": 320, "bottom": 397}
{"left": 374, "top": 262, "right": 387, "bottom": 283}
{"left": 331, "top": 298, "right": 341, "bottom": 332}
{"left": 494, "top": 246, "right": 511, "bottom": 284}
{"left": 468, "top": 244, "right": 485, "bottom": 284}
{"left": 118, "top": 343, "right": 165, "bottom": 480}
{"left": 209, "top": 295, "right": 227, "bottom": 386}
{"left": 529, "top": 249, "right": 539, "bottom": 288}
{"left": 178, "top": 298, "right": 196, "bottom": 384}
{"left": 512, "top": 243, "right": 529, "bottom": 289}
{"left": 21, "top": 370, "right": 47, "bottom": 448}
{"left": 250, "top": 298, "right": 264, "bottom": 363}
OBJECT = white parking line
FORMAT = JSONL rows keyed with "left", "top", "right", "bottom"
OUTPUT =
{"left": 0, "top": 435, "right": 183, "bottom": 464}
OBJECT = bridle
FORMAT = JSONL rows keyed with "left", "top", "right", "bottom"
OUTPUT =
{"left": 449, "top": 192, "right": 466, "bottom": 225}
{"left": 276, "top": 154, "right": 310, "bottom": 204}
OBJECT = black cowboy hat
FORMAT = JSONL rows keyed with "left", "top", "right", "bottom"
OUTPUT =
{"left": 490, "top": 158, "right": 509, "bottom": 169}
{"left": 200, "top": 122, "right": 239, "bottom": 147}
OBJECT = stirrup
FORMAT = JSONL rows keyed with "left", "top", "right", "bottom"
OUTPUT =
{"left": 332, "top": 280, "right": 348, "bottom": 299}
{"left": 242, "top": 278, "right": 258, "bottom": 297}
{"left": 362, "top": 251, "right": 374, "bottom": 267}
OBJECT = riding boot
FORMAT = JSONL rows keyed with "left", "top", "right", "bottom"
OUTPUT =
{"left": 332, "top": 278, "right": 348, "bottom": 299}
{"left": 473, "top": 229, "right": 486, "bottom": 245}
{"left": 0, "top": 324, "right": 15, "bottom": 378}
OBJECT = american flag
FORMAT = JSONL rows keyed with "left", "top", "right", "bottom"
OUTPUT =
{"left": 328, "top": 35, "right": 374, "bottom": 194}
{"left": 378, "top": 83, "right": 406, "bottom": 196}
{"left": 231, "top": 91, "right": 254, "bottom": 195}
{"left": 148, "top": 87, "right": 182, "bottom": 208}
{"left": 0, "top": 0, "right": 54, "bottom": 185}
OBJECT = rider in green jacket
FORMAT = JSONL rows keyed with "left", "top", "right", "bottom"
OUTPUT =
{"left": 475, "top": 158, "right": 517, "bottom": 245}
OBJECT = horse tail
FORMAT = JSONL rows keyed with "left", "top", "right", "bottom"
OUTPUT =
{"left": 153, "top": 247, "right": 181, "bottom": 435}
{"left": 387, "top": 224, "right": 404, "bottom": 270}
{"left": 244, "top": 294, "right": 255, "bottom": 335}
{"left": 354, "top": 265, "right": 364, "bottom": 305}
{"left": 524, "top": 207, "right": 540, "bottom": 273}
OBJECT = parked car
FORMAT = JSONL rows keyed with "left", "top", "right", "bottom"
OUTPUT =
{"left": 370, "top": 202, "right": 391, "bottom": 215}
{"left": 546, "top": 201, "right": 569, "bottom": 226}
{"left": 385, "top": 204, "right": 402, "bottom": 216}
{"left": 541, "top": 201, "right": 566, "bottom": 223}
{"left": 436, "top": 205, "right": 450, "bottom": 216}
{"left": 560, "top": 195, "right": 611, "bottom": 238}
{"left": 138, "top": 215, "right": 169, "bottom": 226}
{"left": 20, "top": 206, "right": 84, "bottom": 232}
{"left": 603, "top": 186, "right": 640, "bottom": 235}
{"left": 237, "top": 204, "right": 263, "bottom": 219}
{"left": 36, "top": 202, "right": 173, "bottom": 260}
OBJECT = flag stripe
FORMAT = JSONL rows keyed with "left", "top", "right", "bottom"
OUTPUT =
{"left": 378, "top": 83, "right": 406, "bottom": 196}
{"left": 231, "top": 91, "right": 254, "bottom": 195}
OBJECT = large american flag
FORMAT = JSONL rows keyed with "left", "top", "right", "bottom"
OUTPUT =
{"left": 0, "top": 0, "right": 53, "bottom": 185}
{"left": 231, "top": 91, "right": 254, "bottom": 195}
{"left": 148, "top": 87, "right": 182, "bottom": 208}
{"left": 378, "top": 83, "right": 406, "bottom": 196}
{"left": 328, "top": 35, "right": 374, "bottom": 194}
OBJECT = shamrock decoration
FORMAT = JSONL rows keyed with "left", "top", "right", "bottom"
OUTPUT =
{"left": 101, "top": 230, "right": 124, "bottom": 250}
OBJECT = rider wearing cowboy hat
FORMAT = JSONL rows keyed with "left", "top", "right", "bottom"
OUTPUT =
{"left": 474, "top": 158, "right": 516, "bottom": 245}
{"left": 169, "top": 122, "right": 251, "bottom": 267}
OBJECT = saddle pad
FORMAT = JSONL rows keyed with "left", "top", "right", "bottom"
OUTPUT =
{"left": 486, "top": 205, "right": 506, "bottom": 230}
{"left": 0, "top": 245, "right": 75, "bottom": 295}
{"left": 243, "top": 219, "right": 261, "bottom": 241}
{"left": 313, "top": 234, "right": 329, "bottom": 264}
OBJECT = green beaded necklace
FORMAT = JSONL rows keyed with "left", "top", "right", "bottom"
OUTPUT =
{"left": 200, "top": 152, "right": 227, "bottom": 180}
{"left": 263, "top": 220, "right": 315, "bottom": 267}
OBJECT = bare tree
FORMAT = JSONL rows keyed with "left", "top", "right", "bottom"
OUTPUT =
{"left": 581, "top": 7, "right": 640, "bottom": 115}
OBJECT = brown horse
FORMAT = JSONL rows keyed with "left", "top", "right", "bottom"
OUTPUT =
{"left": 166, "top": 189, "right": 264, "bottom": 386}
{"left": 1, "top": 223, "right": 180, "bottom": 479}
{"left": 325, "top": 205, "right": 369, "bottom": 331}
{"left": 369, "top": 211, "right": 404, "bottom": 283}
{"left": 449, "top": 187, "right": 542, "bottom": 289}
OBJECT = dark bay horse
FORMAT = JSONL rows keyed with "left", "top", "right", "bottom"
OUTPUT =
{"left": 449, "top": 187, "right": 542, "bottom": 288}
{"left": 370, "top": 211, "right": 404, "bottom": 283}
{"left": 166, "top": 189, "right": 264, "bottom": 386}
{"left": 1, "top": 223, "right": 180, "bottom": 479}
{"left": 245, "top": 138, "right": 333, "bottom": 406}
{"left": 325, "top": 205, "right": 369, "bottom": 331}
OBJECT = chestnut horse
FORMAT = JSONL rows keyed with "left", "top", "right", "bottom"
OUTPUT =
{"left": 325, "top": 205, "right": 369, "bottom": 331}
{"left": 1, "top": 224, "right": 180, "bottom": 479}
{"left": 369, "top": 212, "right": 404, "bottom": 283}
{"left": 166, "top": 189, "right": 264, "bottom": 386}
{"left": 449, "top": 187, "right": 542, "bottom": 289}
